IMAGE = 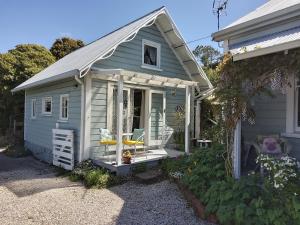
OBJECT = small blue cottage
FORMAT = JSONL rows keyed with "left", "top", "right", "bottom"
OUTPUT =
{"left": 13, "top": 7, "right": 212, "bottom": 171}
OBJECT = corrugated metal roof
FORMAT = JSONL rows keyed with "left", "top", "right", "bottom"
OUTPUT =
{"left": 13, "top": 7, "right": 212, "bottom": 92}
{"left": 229, "top": 26, "right": 300, "bottom": 55}
{"left": 226, "top": 0, "right": 300, "bottom": 29}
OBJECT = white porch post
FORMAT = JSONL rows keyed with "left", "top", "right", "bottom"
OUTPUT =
{"left": 116, "top": 75, "right": 124, "bottom": 165}
{"left": 185, "top": 85, "right": 191, "bottom": 154}
{"left": 195, "top": 99, "right": 201, "bottom": 139}
{"left": 233, "top": 119, "right": 242, "bottom": 179}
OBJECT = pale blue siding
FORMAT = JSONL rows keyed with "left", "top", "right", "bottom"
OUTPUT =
{"left": 90, "top": 79, "right": 107, "bottom": 159}
{"left": 242, "top": 92, "right": 300, "bottom": 160}
{"left": 93, "top": 24, "right": 189, "bottom": 80}
{"left": 90, "top": 24, "right": 189, "bottom": 157}
{"left": 25, "top": 78, "right": 81, "bottom": 163}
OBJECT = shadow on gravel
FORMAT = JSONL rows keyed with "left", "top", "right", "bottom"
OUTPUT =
{"left": 0, "top": 153, "right": 82, "bottom": 197}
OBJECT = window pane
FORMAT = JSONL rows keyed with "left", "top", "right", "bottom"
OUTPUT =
{"left": 144, "top": 45, "right": 157, "bottom": 66}
{"left": 45, "top": 100, "right": 51, "bottom": 112}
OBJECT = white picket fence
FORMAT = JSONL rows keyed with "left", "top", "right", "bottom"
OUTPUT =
{"left": 52, "top": 129, "right": 74, "bottom": 170}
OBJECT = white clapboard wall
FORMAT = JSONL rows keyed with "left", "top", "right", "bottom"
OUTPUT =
{"left": 52, "top": 129, "right": 74, "bottom": 170}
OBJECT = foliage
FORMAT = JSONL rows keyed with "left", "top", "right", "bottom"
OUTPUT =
{"left": 122, "top": 150, "right": 132, "bottom": 159}
{"left": 257, "top": 154, "right": 299, "bottom": 190}
{"left": 162, "top": 145, "right": 300, "bottom": 225}
{"left": 70, "top": 160, "right": 123, "bottom": 188}
{"left": 50, "top": 37, "right": 84, "bottom": 60}
{"left": 193, "top": 45, "right": 221, "bottom": 68}
{"left": 0, "top": 44, "right": 55, "bottom": 134}
{"left": 215, "top": 50, "right": 300, "bottom": 130}
{"left": 182, "top": 145, "right": 227, "bottom": 199}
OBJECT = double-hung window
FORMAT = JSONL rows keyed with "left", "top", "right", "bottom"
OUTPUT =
{"left": 142, "top": 39, "right": 161, "bottom": 71}
{"left": 31, "top": 99, "right": 36, "bottom": 119}
{"left": 60, "top": 94, "right": 69, "bottom": 121}
{"left": 42, "top": 97, "right": 52, "bottom": 115}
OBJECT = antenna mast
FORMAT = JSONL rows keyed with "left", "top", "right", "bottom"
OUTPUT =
{"left": 213, "top": 0, "right": 228, "bottom": 30}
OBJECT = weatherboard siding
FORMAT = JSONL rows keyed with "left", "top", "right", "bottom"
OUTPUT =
{"left": 24, "top": 78, "right": 81, "bottom": 163}
{"left": 89, "top": 23, "right": 191, "bottom": 158}
{"left": 242, "top": 92, "right": 300, "bottom": 160}
{"left": 93, "top": 24, "right": 189, "bottom": 80}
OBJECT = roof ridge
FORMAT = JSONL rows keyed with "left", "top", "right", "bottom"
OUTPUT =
{"left": 82, "top": 6, "right": 165, "bottom": 48}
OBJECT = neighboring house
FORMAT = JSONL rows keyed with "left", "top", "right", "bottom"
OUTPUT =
{"left": 212, "top": 0, "right": 300, "bottom": 178}
{"left": 13, "top": 7, "right": 212, "bottom": 171}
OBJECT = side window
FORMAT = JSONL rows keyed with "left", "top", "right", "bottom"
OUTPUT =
{"left": 60, "top": 94, "right": 69, "bottom": 120}
{"left": 42, "top": 97, "right": 52, "bottom": 115}
{"left": 142, "top": 39, "right": 161, "bottom": 70}
{"left": 31, "top": 99, "right": 36, "bottom": 119}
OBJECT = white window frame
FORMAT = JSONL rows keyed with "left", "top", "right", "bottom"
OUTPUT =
{"left": 141, "top": 39, "right": 161, "bottom": 71}
{"left": 59, "top": 94, "right": 69, "bottom": 121}
{"left": 31, "top": 99, "right": 36, "bottom": 119}
{"left": 42, "top": 96, "right": 52, "bottom": 115}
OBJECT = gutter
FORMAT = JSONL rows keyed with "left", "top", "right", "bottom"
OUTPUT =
{"left": 74, "top": 75, "right": 85, "bottom": 163}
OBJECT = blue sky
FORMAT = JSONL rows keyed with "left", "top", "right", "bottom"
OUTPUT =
{"left": 0, "top": 0, "right": 265, "bottom": 53}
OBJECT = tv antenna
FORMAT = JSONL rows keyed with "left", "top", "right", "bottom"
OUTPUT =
{"left": 213, "top": 0, "right": 228, "bottom": 30}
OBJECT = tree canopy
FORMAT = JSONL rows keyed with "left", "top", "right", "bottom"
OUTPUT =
{"left": 193, "top": 45, "right": 221, "bottom": 68}
{"left": 50, "top": 37, "right": 84, "bottom": 60}
{"left": 0, "top": 44, "right": 55, "bottom": 134}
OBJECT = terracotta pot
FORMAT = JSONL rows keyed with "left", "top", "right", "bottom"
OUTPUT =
{"left": 122, "top": 157, "right": 131, "bottom": 164}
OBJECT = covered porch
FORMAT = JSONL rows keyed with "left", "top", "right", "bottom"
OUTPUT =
{"left": 89, "top": 68, "right": 200, "bottom": 171}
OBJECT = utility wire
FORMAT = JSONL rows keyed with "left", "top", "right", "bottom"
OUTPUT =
{"left": 186, "top": 35, "right": 212, "bottom": 45}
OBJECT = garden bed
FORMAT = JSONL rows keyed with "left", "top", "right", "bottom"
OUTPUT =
{"left": 161, "top": 145, "right": 300, "bottom": 225}
{"left": 174, "top": 178, "right": 218, "bottom": 224}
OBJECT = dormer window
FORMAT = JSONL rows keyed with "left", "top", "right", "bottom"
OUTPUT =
{"left": 142, "top": 39, "right": 161, "bottom": 71}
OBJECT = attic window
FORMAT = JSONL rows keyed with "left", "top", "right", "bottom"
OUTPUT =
{"left": 142, "top": 39, "right": 161, "bottom": 71}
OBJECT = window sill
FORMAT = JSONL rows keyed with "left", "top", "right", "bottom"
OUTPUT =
{"left": 281, "top": 132, "right": 300, "bottom": 139}
{"left": 57, "top": 119, "right": 68, "bottom": 123}
{"left": 141, "top": 65, "right": 163, "bottom": 72}
{"left": 42, "top": 113, "right": 52, "bottom": 117}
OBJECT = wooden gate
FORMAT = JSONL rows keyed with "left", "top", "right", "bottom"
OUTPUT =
{"left": 52, "top": 129, "right": 74, "bottom": 170}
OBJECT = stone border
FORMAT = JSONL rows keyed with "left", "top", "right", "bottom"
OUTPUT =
{"left": 175, "top": 179, "right": 219, "bottom": 224}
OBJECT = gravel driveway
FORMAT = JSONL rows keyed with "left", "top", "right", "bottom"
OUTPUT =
{"left": 0, "top": 153, "right": 211, "bottom": 225}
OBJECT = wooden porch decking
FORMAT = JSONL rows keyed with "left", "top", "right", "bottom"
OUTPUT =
{"left": 92, "top": 148, "right": 184, "bottom": 175}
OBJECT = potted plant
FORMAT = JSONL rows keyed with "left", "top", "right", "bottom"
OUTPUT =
{"left": 122, "top": 150, "right": 132, "bottom": 164}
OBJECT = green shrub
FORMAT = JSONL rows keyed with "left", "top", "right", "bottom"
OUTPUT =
{"left": 165, "top": 144, "right": 300, "bottom": 225}
{"left": 182, "top": 144, "right": 226, "bottom": 200}
{"left": 69, "top": 160, "right": 123, "bottom": 188}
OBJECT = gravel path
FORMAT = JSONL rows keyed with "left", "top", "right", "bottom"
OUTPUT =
{"left": 0, "top": 154, "right": 211, "bottom": 225}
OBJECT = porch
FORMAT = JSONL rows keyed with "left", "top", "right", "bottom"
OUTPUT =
{"left": 88, "top": 68, "right": 200, "bottom": 172}
{"left": 93, "top": 148, "right": 184, "bottom": 175}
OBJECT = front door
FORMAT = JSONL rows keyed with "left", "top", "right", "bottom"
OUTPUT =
{"left": 148, "top": 91, "right": 166, "bottom": 145}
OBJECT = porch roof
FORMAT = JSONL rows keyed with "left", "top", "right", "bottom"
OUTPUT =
{"left": 230, "top": 26, "right": 300, "bottom": 61}
{"left": 90, "top": 68, "right": 198, "bottom": 88}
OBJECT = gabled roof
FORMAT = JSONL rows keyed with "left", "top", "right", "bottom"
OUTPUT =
{"left": 13, "top": 7, "right": 212, "bottom": 92}
{"left": 212, "top": 0, "right": 300, "bottom": 42}
{"left": 227, "top": 0, "right": 300, "bottom": 28}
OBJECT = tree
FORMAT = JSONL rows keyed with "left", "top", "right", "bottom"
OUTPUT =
{"left": 193, "top": 45, "right": 221, "bottom": 68}
{"left": 50, "top": 37, "right": 84, "bottom": 60}
{"left": 0, "top": 44, "right": 55, "bottom": 134}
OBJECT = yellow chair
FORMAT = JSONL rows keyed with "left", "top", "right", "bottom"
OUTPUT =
{"left": 99, "top": 128, "right": 117, "bottom": 161}
{"left": 123, "top": 128, "right": 145, "bottom": 161}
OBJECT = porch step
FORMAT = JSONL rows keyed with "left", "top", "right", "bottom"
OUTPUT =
{"left": 134, "top": 169, "right": 164, "bottom": 184}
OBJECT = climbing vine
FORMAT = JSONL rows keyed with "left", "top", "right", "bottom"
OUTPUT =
{"left": 214, "top": 48, "right": 300, "bottom": 176}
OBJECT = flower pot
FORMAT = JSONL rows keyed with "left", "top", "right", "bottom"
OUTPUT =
{"left": 123, "top": 157, "right": 131, "bottom": 164}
